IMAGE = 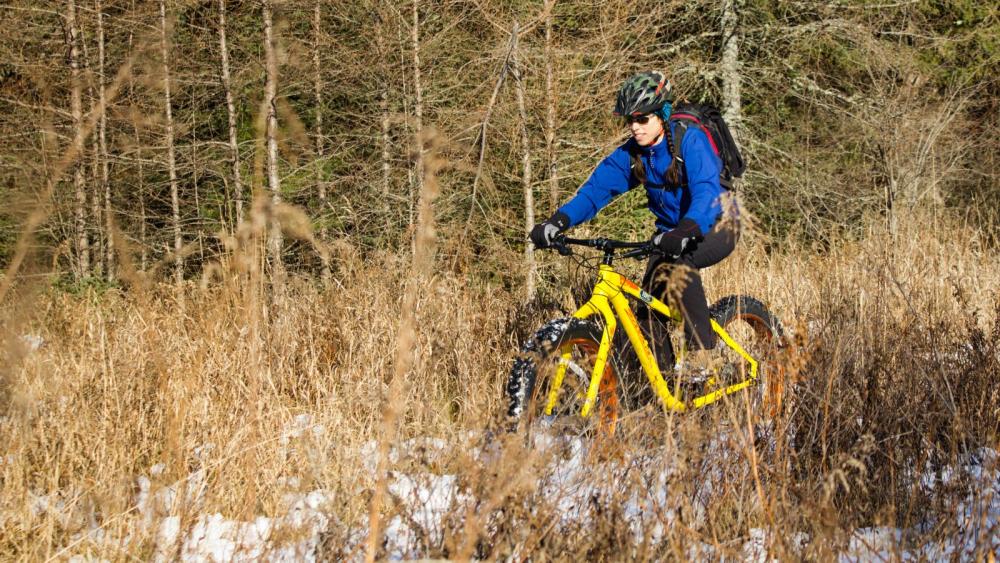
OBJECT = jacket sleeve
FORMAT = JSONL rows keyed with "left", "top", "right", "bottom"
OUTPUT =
{"left": 556, "top": 145, "right": 636, "bottom": 227}
{"left": 679, "top": 127, "right": 723, "bottom": 234}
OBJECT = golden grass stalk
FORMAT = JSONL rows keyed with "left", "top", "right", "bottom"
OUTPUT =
{"left": 365, "top": 128, "right": 445, "bottom": 561}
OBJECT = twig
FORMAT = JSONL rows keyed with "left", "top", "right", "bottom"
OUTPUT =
{"left": 0, "top": 97, "right": 72, "bottom": 119}
{"left": 461, "top": 23, "right": 520, "bottom": 237}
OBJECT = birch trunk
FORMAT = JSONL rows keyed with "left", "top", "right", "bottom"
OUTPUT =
{"left": 395, "top": 21, "right": 415, "bottom": 232}
{"left": 720, "top": 0, "right": 743, "bottom": 143}
{"left": 375, "top": 7, "right": 392, "bottom": 232}
{"left": 544, "top": 0, "right": 558, "bottom": 213}
{"left": 409, "top": 0, "right": 424, "bottom": 236}
{"left": 263, "top": 0, "right": 285, "bottom": 279}
{"left": 217, "top": 0, "right": 244, "bottom": 229}
{"left": 192, "top": 130, "right": 204, "bottom": 265}
{"left": 160, "top": 0, "right": 182, "bottom": 285}
{"left": 97, "top": 0, "right": 114, "bottom": 281}
{"left": 512, "top": 23, "right": 536, "bottom": 300}
{"left": 67, "top": 0, "right": 89, "bottom": 278}
{"left": 80, "top": 14, "right": 105, "bottom": 278}
{"left": 313, "top": 1, "right": 330, "bottom": 279}
{"left": 127, "top": 17, "right": 147, "bottom": 271}
{"left": 90, "top": 135, "right": 104, "bottom": 278}
{"left": 139, "top": 163, "right": 148, "bottom": 272}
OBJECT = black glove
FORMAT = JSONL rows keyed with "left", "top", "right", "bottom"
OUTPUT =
{"left": 530, "top": 212, "right": 570, "bottom": 248}
{"left": 652, "top": 219, "right": 702, "bottom": 259}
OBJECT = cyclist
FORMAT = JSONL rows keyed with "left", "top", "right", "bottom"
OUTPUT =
{"left": 530, "top": 70, "right": 738, "bottom": 370}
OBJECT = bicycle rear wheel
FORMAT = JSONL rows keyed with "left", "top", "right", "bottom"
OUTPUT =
{"left": 710, "top": 295, "right": 788, "bottom": 421}
{"left": 506, "top": 318, "right": 621, "bottom": 438}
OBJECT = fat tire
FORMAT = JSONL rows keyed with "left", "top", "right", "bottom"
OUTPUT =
{"left": 506, "top": 318, "right": 620, "bottom": 432}
{"left": 709, "top": 295, "right": 784, "bottom": 342}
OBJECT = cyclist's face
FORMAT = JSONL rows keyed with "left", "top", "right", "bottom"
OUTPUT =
{"left": 626, "top": 113, "right": 664, "bottom": 147}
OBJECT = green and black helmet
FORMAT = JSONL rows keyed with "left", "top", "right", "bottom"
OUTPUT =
{"left": 614, "top": 71, "right": 673, "bottom": 117}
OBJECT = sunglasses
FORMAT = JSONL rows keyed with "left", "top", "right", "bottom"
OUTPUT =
{"left": 624, "top": 114, "right": 654, "bottom": 126}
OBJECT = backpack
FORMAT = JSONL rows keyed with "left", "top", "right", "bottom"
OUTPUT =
{"left": 628, "top": 102, "right": 746, "bottom": 189}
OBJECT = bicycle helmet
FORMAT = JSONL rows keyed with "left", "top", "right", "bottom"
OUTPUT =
{"left": 614, "top": 71, "right": 673, "bottom": 117}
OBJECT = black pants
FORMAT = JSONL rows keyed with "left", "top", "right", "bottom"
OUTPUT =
{"left": 640, "top": 220, "right": 738, "bottom": 350}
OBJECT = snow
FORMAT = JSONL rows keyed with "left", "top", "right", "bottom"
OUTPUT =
{"left": 19, "top": 334, "right": 44, "bottom": 352}
{"left": 839, "top": 448, "right": 1000, "bottom": 561}
{"left": 153, "top": 491, "right": 331, "bottom": 562}
{"left": 350, "top": 437, "right": 999, "bottom": 560}
{"left": 29, "top": 423, "right": 999, "bottom": 561}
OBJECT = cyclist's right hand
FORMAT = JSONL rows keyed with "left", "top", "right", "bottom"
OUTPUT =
{"left": 529, "top": 211, "right": 570, "bottom": 248}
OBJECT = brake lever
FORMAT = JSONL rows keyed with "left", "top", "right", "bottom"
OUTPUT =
{"left": 621, "top": 244, "right": 659, "bottom": 260}
{"left": 542, "top": 235, "right": 571, "bottom": 256}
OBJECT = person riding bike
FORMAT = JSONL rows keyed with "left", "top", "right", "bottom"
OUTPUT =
{"left": 530, "top": 70, "right": 738, "bottom": 370}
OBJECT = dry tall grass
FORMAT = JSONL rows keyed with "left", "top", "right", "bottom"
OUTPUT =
{"left": 1, "top": 208, "right": 997, "bottom": 559}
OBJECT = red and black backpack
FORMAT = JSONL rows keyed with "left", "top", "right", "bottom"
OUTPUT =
{"left": 628, "top": 102, "right": 746, "bottom": 189}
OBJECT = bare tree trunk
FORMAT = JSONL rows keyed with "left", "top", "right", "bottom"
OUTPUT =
{"left": 66, "top": 0, "right": 89, "bottom": 279}
{"left": 313, "top": 1, "right": 330, "bottom": 280}
{"left": 192, "top": 129, "right": 204, "bottom": 265}
{"left": 84, "top": 141, "right": 104, "bottom": 278}
{"left": 90, "top": 136, "right": 104, "bottom": 278}
{"left": 97, "top": 0, "right": 114, "bottom": 281}
{"left": 127, "top": 15, "right": 147, "bottom": 271}
{"left": 544, "top": 0, "right": 558, "bottom": 213}
{"left": 160, "top": 0, "right": 182, "bottom": 285}
{"left": 375, "top": 7, "right": 392, "bottom": 233}
{"left": 80, "top": 14, "right": 105, "bottom": 278}
{"left": 512, "top": 23, "right": 536, "bottom": 300}
{"left": 217, "top": 0, "right": 244, "bottom": 229}
{"left": 394, "top": 20, "right": 415, "bottom": 232}
{"left": 263, "top": 0, "right": 285, "bottom": 280}
{"left": 409, "top": 0, "right": 424, "bottom": 239}
{"left": 139, "top": 166, "right": 148, "bottom": 272}
{"left": 721, "top": 0, "right": 743, "bottom": 144}
{"left": 364, "top": 14, "right": 445, "bottom": 553}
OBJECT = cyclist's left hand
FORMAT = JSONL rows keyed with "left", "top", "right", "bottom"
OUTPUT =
{"left": 652, "top": 219, "right": 702, "bottom": 259}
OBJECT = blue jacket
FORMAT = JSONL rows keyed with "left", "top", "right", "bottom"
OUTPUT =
{"left": 557, "top": 122, "right": 725, "bottom": 235}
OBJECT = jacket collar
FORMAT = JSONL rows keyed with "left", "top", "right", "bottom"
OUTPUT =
{"left": 634, "top": 133, "right": 669, "bottom": 157}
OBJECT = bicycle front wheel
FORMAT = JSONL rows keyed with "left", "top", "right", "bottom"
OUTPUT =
{"left": 505, "top": 318, "right": 621, "bottom": 437}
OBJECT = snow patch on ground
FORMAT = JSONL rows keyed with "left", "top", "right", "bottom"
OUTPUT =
{"left": 153, "top": 490, "right": 331, "bottom": 562}
{"left": 38, "top": 421, "right": 999, "bottom": 561}
{"left": 840, "top": 448, "right": 1000, "bottom": 561}
{"left": 19, "top": 334, "right": 45, "bottom": 352}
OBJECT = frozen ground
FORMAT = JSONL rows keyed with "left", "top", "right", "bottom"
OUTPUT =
{"left": 47, "top": 420, "right": 998, "bottom": 561}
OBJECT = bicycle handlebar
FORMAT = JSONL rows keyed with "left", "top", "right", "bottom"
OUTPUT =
{"left": 547, "top": 235, "right": 661, "bottom": 263}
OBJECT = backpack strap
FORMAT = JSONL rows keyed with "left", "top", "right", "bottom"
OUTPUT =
{"left": 670, "top": 120, "right": 689, "bottom": 186}
{"left": 669, "top": 116, "right": 735, "bottom": 189}
{"left": 671, "top": 113, "right": 719, "bottom": 154}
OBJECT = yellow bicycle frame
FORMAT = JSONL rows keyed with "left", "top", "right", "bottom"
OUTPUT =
{"left": 545, "top": 264, "right": 759, "bottom": 417}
